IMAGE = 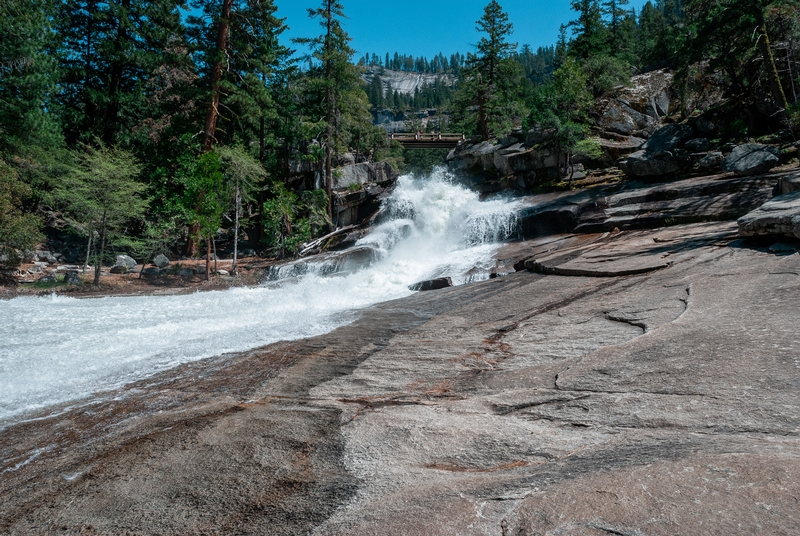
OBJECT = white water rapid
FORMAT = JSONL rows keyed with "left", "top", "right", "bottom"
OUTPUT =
{"left": 0, "top": 169, "right": 520, "bottom": 426}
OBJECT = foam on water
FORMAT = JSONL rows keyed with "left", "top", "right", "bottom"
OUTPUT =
{"left": 0, "top": 169, "right": 520, "bottom": 425}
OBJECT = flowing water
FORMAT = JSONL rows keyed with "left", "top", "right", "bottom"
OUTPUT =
{"left": 0, "top": 169, "right": 521, "bottom": 426}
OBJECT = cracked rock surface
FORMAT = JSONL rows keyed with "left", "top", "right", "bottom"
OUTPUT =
{"left": 2, "top": 222, "right": 800, "bottom": 535}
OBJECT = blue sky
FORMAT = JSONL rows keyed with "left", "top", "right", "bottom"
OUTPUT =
{"left": 273, "top": 0, "right": 652, "bottom": 60}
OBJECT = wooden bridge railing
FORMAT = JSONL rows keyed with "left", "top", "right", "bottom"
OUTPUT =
{"left": 389, "top": 132, "right": 466, "bottom": 149}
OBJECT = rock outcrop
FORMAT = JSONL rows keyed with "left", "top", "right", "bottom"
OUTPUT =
{"left": 721, "top": 142, "right": 781, "bottom": 176}
{"left": 738, "top": 189, "right": 800, "bottom": 239}
{"left": 4, "top": 220, "right": 800, "bottom": 535}
{"left": 514, "top": 171, "right": 778, "bottom": 238}
{"left": 617, "top": 123, "right": 696, "bottom": 178}
{"left": 332, "top": 162, "right": 398, "bottom": 228}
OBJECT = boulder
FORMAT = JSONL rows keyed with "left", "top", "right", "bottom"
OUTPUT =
{"left": 652, "top": 88, "right": 671, "bottom": 117}
{"left": 597, "top": 136, "right": 645, "bottom": 161}
{"left": 738, "top": 190, "right": 800, "bottom": 239}
{"left": 698, "top": 151, "right": 724, "bottom": 170}
{"left": 178, "top": 267, "right": 195, "bottom": 278}
{"left": 722, "top": 143, "right": 780, "bottom": 176}
{"left": 35, "top": 251, "right": 58, "bottom": 264}
{"left": 408, "top": 277, "right": 453, "bottom": 291}
{"left": 695, "top": 117, "right": 717, "bottom": 136}
{"left": 641, "top": 123, "right": 695, "bottom": 152}
{"left": 684, "top": 138, "right": 711, "bottom": 152}
{"left": 335, "top": 161, "right": 398, "bottom": 190}
{"left": 109, "top": 265, "right": 128, "bottom": 274}
{"left": 27, "top": 265, "right": 43, "bottom": 275}
{"left": 153, "top": 254, "right": 170, "bottom": 268}
{"left": 36, "top": 274, "right": 57, "bottom": 283}
{"left": 64, "top": 270, "right": 82, "bottom": 285}
{"left": 599, "top": 101, "right": 660, "bottom": 137}
{"left": 774, "top": 172, "right": 800, "bottom": 195}
{"left": 115, "top": 254, "right": 138, "bottom": 269}
{"left": 142, "top": 267, "right": 162, "bottom": 276}
{"left": 618, "top": 149, "right": 689, "bottom": 177}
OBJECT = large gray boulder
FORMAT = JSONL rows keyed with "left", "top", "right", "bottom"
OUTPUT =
{"left": 774, "top": 171, "right": 800, "bottom": 195}
{"left": 641, "top": 123, "right": 695, "bottom": 152}
{"left": 738, "top": 190, "right": 800, "bottom": 239}
{"left": 618, "top": 149, "right": 689, "bottom": 177}
{"left": 64, "top": 270, "right": 83, "bottom": 285}
{"left": 335, "top": 161, "right": 398, "bottom": 190}
{"left": 153, "top": 254, "right": 170, "bottom": 269}
{"left": 722, "top": 143, "right": 780, "bottom": 176}
{"left": 115, "top": 254, "right": 138, "bottom": 270}
{"left": 599, "top": 100, "right": 661, "bottom": 137}
{"left": 408, "top": 277, "right": 452, "bottom": 291}
{"left": 698, "top": 151, "right": 724, "bottom": 170}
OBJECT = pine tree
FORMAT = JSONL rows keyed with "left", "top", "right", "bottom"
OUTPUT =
{"left": 569, "top": 0, "right": 608, "bottom": 59}
{"left": 0, "top": 0, "right": 62, "bottom": 152}
{"left": 294, "top": 0, "right": 368, "bottom": 222}
{"left": 56, "top": 0, "right": 186, "bottom": 146}
{"left": 602, "top": 0, "right": 630, "bottom": 49}
{"left": 455, "top": 0, "right": 524, "bottom": 140}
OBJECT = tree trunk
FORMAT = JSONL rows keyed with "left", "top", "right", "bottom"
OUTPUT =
{"left": 84, "top": 231, "right": 93, "bottom": 273}
{"left": 188, "top": 0, "right": 232, "bottom": 258}
{"left": 213, "top": 238, "right": 217, "bottom": 273}
{"left": 232, "top": 184, "right": 240, "bottom": 275}
{"left": 478, "top": 87, "right": 489, "bottom": 141}
{"left": 202, "top": 0, "right": 233, "bottom": 152}
{"left": 324, "top": 0, "right": 334, "bottom": 225}
{"left": 93, "top": 212, "right": 107, "bottom": 286}
{"left": 758, "top": 22, "right": 789, "bottom": 116}
{"left": 205, "top": 238, "right": 211, "bottom": 281}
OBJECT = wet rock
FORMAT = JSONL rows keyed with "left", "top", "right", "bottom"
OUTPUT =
{"left": 738, "top": 190, "right": 800, "bottom": 239}
{"left": 153, "top": 254, "right": 170, "bottom": 268}
{"left": 408, "top": 277, "right": 453, "bottom": 291}
{"left": 768, "top": 241, "right": 799, "bottom": 254}
{"left": 721, "top": 143, "right": 780, "bottom": 176}
{"left": 4, "top": 222, "right": 800, "bottom": 535}
{"left": 64, "top": 270, "right": 82, "bottom": 285}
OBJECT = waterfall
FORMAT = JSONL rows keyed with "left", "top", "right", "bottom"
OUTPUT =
{"left": 0, "top": 168, "right": 520, "bottom": 426}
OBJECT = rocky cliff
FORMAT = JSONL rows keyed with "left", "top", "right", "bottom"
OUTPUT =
{"left": 447, "top": 68, "right": 796, "bottom": 191}
{"left": 361, "top": 68, "right": 456, "bottom": 96}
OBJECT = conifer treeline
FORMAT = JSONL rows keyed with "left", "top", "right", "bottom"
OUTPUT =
{"left": 0, "top": 0, "right": 388, "bottom": 274}
{"left": 1, "top": 0, "right": 798, "bottom": 276}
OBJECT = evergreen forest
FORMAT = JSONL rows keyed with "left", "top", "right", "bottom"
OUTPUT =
{"left": 1, "top": 0, "right": 799, "bottom": 281}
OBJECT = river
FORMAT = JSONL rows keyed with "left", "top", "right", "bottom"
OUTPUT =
{"left": 0, "top": 169, "right": 520, "bottom": 427}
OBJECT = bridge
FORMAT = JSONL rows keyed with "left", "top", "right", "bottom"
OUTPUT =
{"left": 389, "top": 132, "right": 465, "bottom": 149}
